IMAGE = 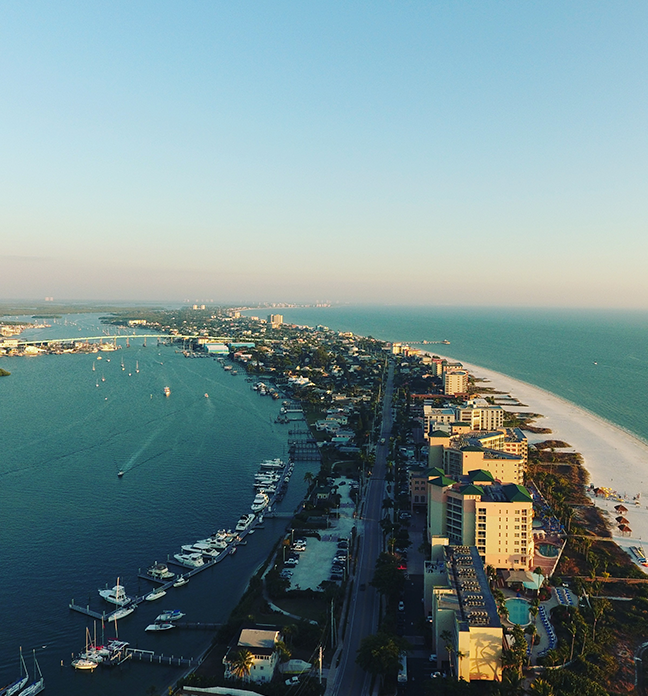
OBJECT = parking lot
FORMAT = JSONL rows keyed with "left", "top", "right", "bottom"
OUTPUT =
{"left": 284, "top": 477, "right": 357, "bottom": 591}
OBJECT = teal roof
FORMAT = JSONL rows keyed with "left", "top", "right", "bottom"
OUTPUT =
{"left": 429, "top": 430, "right": 450, "bottom": 438}
{"left": 461, "top": 445, "right": 484, "bottom": 452}
{"left": 459, "top": 484, "right": 484, "bottom": 496}
{"left": 427, "top": 467, "right": 445, "bottom": 478}
{"left": 502, "top": 483, "right": 533, "bottom": 503}
{"left": 468, "top": 469, "right": 495, "bottom": 482}
{"left": 429, "top": 475, "right": 456, "bottom": 487}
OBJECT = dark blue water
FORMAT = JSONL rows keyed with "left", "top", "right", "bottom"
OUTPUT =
{"left": 0, "top": 315, "right": 307, "bottom": 694}
{"left": 272, "top": 306, "right": 648, "bottom": 444}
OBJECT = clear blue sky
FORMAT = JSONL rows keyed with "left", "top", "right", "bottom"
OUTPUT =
{"left": 1, "top": 1, "right": 646, "bottom": 306}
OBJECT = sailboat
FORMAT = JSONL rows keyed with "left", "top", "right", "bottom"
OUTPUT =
{"left": 20, "top": 650, "right": 44, "bottom": 696}
{"left": 72, "top": 629, "right": 99, "bottom": 671}
{"left": 0, "top": 648, "right": 28, "bottom": 696}
{"left": 136, "top": 361, "right": 139, "bottom": 373}
{"left": 92, "top": 362, "right": 95, "bottom": 372}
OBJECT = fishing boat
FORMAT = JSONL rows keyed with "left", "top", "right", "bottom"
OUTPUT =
{"left": 117, "top": 470, "right": 124, "bottom": 478}
{"left": 145, "top": 622, "right": 175, "bottom": 632}
{"left": 156, "top": 609, "right": 185, "bottom": 622}
{"left": 173, "top": 575, "right": 189, "bottom": 588}
{"left": 145, "top": 587, "right": 167, "bottom": 601}
{"left": 98, "top": 578, "right": 132, "bottom": 606}
{"left": 20, "top": 651, "right": 44, "bottom": 696}
{"left": 235, "top": 513, "right": 255, "bottom": 532}
{"left": 0, "top": 649, "right": 28, "bottom": 696}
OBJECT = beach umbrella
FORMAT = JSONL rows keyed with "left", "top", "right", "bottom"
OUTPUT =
{"left": 615, "top": 505, "right": 628, "bottom": 513}
{"left": 616, "top": 516, "right": 630, "bottom": 524}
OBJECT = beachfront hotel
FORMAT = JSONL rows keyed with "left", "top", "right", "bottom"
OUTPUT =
{"left": 427, "top": 472, "right": 535, "bottom": 570}
{"left": 425, "top": 544, "right": 503, "bottom": 682}
{"left": 443, "top": 369, "right": 469, "bottom": 395}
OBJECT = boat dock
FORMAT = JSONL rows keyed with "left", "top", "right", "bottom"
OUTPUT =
{"left": 126, "top": 648, "right": 197, "bottom": 667}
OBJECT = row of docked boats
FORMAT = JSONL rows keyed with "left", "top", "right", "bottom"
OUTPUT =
{"left": 0, "top": 649, "right": 43, "bottom": 696}
{"left": 252, "top": 381, "right": 280, "bottom": 399}
{"left": 71, "top": 627, "right": 130, "bottom": 671}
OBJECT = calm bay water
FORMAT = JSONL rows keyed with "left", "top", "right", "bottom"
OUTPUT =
{"left": 0, "top": 314, "right": 307, "bottom": 695}
{"left": 274, "top": 306, "right": 648, "bottom": 444}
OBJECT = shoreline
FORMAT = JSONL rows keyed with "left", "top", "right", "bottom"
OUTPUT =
{"left": 437, "top": 353, "right": 648, "bottom": 564}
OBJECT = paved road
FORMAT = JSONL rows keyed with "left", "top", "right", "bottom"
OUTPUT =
{"left": 327, "top": 361, "right": 395, "bottom": 696}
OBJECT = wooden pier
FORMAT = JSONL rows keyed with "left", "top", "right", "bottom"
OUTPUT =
{"left": 127, "top": 648, "right": 197, "bottom": 667}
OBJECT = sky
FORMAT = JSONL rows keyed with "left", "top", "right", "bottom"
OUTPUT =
{"left": 1, "top": 1, "right": 647, "bottom": 306}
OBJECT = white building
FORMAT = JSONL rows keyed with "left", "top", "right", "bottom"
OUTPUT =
{"left": 223, "top": 627, "right": 281, "bottom": 683}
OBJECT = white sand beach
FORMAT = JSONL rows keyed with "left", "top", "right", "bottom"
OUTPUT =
{"left": 441, "top": 357, "right": 648, "bottom": 565}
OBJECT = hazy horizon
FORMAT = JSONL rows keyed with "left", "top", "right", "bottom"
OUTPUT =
{"left": 2, "top": 2, "right": 647, "bottom": 307}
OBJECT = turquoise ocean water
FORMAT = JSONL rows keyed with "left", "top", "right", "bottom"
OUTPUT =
{"left": 3, "top": 306, "right": 648, "bottom": 695}
{"left": 0, "top": 314, "right": 308, "bottom": 696}
{"left": 271, "top": 306, "right": 648, "bottom": 443}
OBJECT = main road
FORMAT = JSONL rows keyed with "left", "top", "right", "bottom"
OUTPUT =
{"left": 326, "top": 361, "right": 395, "bottom": 696}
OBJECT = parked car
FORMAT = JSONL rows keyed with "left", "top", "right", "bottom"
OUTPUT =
{"left": 285, "top": 676, "right": 300, "bottom": 685}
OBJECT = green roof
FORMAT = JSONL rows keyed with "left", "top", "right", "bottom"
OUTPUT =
{"left": 461, "top": 445, "right": 484, "bottom": 452}
{"left": 459, "top": 484, "right": 484, "bottom": 496}
{"left": 429, "top": 430, "right": 450, "bottom": 438}
{"left": 427, "top": 467, "right": 445, "bottom": 478}
{"left": 468, "top": 469, "right": 495, "bottom": 482}
{"left": 502, "top": 483, "right": 533, "bottom": 503}
{"left": 429, "top": 475, "right": 456, "bottom": 487}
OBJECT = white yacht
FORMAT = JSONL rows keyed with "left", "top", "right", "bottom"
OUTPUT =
{"left": 235, "top": 513, "right": 256, "bottom": 532}
{"left": 147, "top": 562, "right": 175, "bottom": 580}
{"left": 98, "top": 579, "right": 132, "bottom": 606}
{"left": 173, "top": 552, "right": 205, "bottom": 568}
{"left": 251, "top": 492, "right": 269, "bottom": 512}
{"left": 173, "top": 575, "right": 189, "bottom": 588}
{"left": 181, "top": 544, "right": 220, "bottom": 558}
{"left": 107, "top": 605, "right": 135, "bottom": 621}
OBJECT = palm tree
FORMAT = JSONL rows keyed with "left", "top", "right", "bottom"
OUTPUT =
{"left": 528, "top": 678, "right": 554, "bottom": 695}
{"left": 229, "top": 648, "right": 254, "bottom": 680}
{"left": 303, "top": 471, "right": 314, "bottom": 488}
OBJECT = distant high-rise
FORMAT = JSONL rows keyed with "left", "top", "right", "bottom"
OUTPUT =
{"left": 267, "top": 314, "right": 283, "bottom": 328}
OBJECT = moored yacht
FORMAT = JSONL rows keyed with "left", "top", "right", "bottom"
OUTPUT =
{"left": 173, "top": 552, "right": 205, "bottom": 568}
{"left": 147, "top": 562, "right": 175, "bottom": 580}
{"left": 251, "top": 492, "right": 269, "bottom": 512}
{"left": 145, "top": 622, "right": 175, "bottom": 632}
{"left": 98, "top": 578, "right": 132, "bottom": 606}
{"left": 235, "top": 513, "right": 256, "bottom": 532}
{"left": 145, "top": 587, "right": 167, "bottom": 601}
{"left": 156, "top": 609, "right": 185, "bottom": 622}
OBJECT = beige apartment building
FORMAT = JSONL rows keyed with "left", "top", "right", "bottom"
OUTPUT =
{"left": 427, "top": 473, "right": 534, "bottom": 569}
{"left": 444, "top": 445, "right": 525, "bottom": 484}
{"left": 443, "top": 369, "right": 469, "bottom": 396}
{"left": 424, "top": 544, "right": 503, "bottom": 682}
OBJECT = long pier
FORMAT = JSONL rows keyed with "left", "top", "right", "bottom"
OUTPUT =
{"left": 127, "top": 648, "right": 197, "bottom": 667}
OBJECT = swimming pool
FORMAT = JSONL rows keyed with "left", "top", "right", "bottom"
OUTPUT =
{"left": 537, "top": 543, "right": 560, "bottom": 557}
{"left": 506, "top": 598, "right": 531, "bottom": 626}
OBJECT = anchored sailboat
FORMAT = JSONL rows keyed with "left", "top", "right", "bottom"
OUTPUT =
{"left": 20, "top": 650, "right": 44, "bottom": 696}
{"left": 0, "top": 648, "right": 28, "bottom": 696}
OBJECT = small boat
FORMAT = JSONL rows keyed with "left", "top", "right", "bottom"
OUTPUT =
{"left": 163, "top": 386, "right": 171, "bottom": 397}
{"left": 71, "top": 657, "right": 98, "bottom": 671}
{"left": 117, "top": 470, "right": 124, "bottom": 478}
{"left": 0, "top": 649, "right": 28, "bottom": 696}
{"left": 173, "top": 575, "right": 189, "bottom": 588}
{"left": 156, "top": 609, "right": 185, "bottom": 622}
{"left": 145, "top": 622, "right": 175, "bottom": 632}
{"left": 99, "top": 578, "right": 132, "bottom": 606}
{"left": 136, "top": 361, "right": 139, "bottom": 373}
{"left": 145, "top": 587, "right": 167, "bottom": 601}
{"left": 107, "top": 605, "right": 135, "bottom": 621}
{"left": 204, "top": 393, "right": 209, "bottom": 398}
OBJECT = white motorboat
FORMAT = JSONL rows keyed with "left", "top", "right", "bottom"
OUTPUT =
{"left": 173, "top": 552, "right": 205, "bottom": 568}
{"left": 147, "top": 562, "right": 175, "bottom": 580}
{"left": 173, "top": 575, "right": 189, "bottom": 588}
{"left": 145, "top": 587, "right": 167, "bottom": 601}
{"left": 156, "top": 609, "right": 185, "bottom": 622}
{"left": 145, "top": 622, "right": 175, "bottom": 632}
{"left": 71, "top": 657, "right": 98, "bottom": 671}
{"left": 107, "top": 605, "right": 135, "bottom": 621}
{"left": 181, "top": 544, "right": 220, "bottom": 558}
{"left": 235, "top": 513, "right": 255, "bottom": 532}
{"left": 99, "top": 578, "right": 132, "bottom": 606}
